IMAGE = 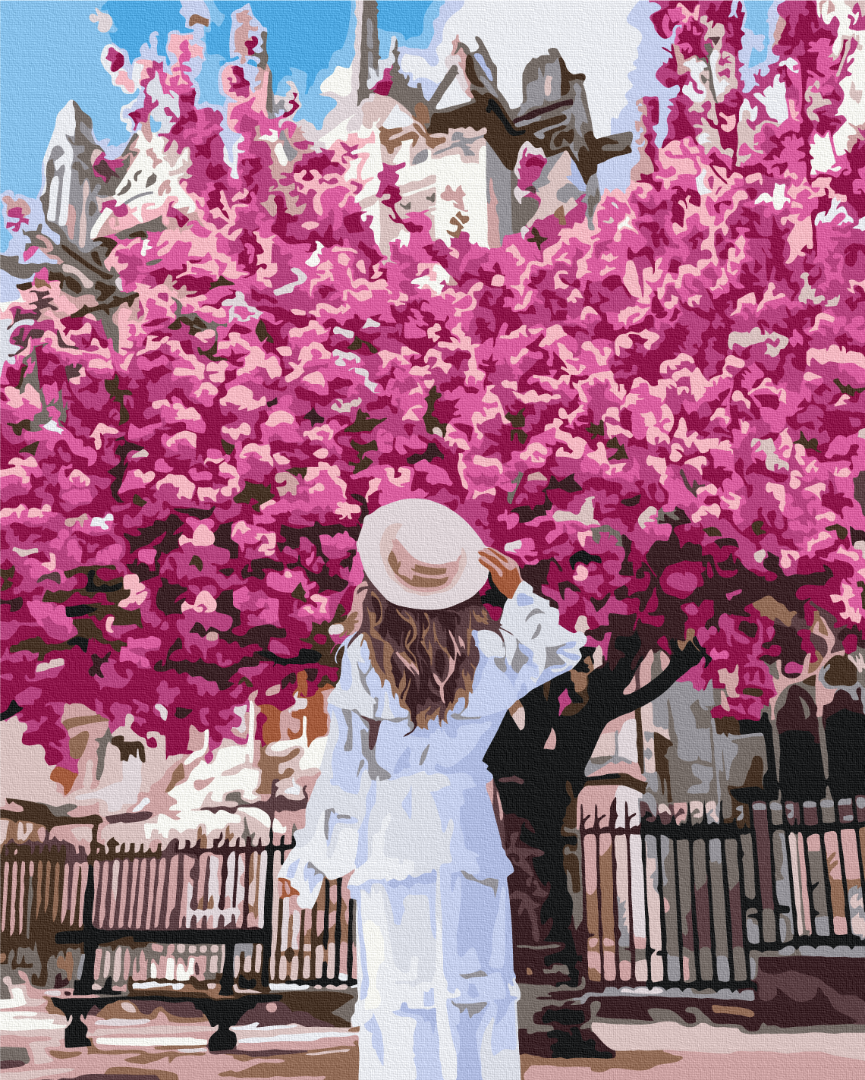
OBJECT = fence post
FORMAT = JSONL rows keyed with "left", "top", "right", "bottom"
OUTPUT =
{"left": 73, "top": 828, "right": 99, "bottom": 994}
{"left": 751, "top": 802, "right": 777, "bottom": 945}
{"left": 259, "top": 837, "right": 274, "bottom": 989}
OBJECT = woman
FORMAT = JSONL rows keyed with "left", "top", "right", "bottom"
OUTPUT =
{"left": 278, "top": 499, "right": 586, "bottom": 1080}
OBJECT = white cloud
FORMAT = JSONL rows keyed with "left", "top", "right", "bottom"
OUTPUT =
{"left": 396, "top": 0, "right": 641, "bottom": 136}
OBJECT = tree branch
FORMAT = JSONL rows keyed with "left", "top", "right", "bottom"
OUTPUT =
{"left": 613, "top": 639, "right": 707, "bottom": 715}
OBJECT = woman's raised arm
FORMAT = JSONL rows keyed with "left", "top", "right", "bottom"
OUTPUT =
{"left": 472, "top": 549, "right": 587, "bottom": 712}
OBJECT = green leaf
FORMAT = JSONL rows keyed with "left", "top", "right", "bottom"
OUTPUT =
{"left": 233, "top": 481, "right": 273, "bottom": 509}
{"left": 168, "top": 313, "right": 208, "bottom": 334}
{"left": 346, "top": 409, "right": 384, "bottom": 433}
{"left": 104, "top": 374, "right": 129, "bottom": 423}
{"left": 346, "top": 335, "right": 378, "bottom": 355}
{"left": 527, "top": 226, "right": 547, "bottom": 251}
{"left": 506, "top": 409, "right": 528, "bottom": 445}
{"left": 350, "top": 438, "right": 378, "bottom": 473}
{"left": 834, "top": 377, "right": 865, "bottom": 398}
{"left": 423, "top": 386, "right": 444, "bottom": 436}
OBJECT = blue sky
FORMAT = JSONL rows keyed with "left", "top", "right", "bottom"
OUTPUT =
{"left": 0, "top": 1, "right": 443, "bottom": 204}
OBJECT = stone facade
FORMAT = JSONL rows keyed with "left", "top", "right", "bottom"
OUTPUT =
{"left": 316, "top": 1, "right": 632, "bottom": 250}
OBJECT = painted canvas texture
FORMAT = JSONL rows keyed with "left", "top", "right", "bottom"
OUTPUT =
{"left": 1, "top": 3, "right": 864, "bottom": 1079}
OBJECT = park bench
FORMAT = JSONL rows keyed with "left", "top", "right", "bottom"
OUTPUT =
{"left": 34, "top": 832, "right": 354, "bottom": 1051}
{"left": 48, "top": 833, "right": 281, "bottom": 1050}
{"left": 47, "top": 988, "right": 284, "bottom": 1051}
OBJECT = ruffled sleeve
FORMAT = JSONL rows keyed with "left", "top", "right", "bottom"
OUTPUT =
{"left": 278, "top": 645, "right": 372, "bottom": 907}
{"left": 467, "top": 582, "right": 586, "bottom": 716}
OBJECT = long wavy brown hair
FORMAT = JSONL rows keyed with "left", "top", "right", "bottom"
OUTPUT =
{"left": 348, "top": 580, "right": 501, "bottom": 728}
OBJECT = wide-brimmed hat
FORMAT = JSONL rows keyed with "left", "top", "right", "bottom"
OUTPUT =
{"left": 356, "top": 499, "right": 488, "bottom": 610}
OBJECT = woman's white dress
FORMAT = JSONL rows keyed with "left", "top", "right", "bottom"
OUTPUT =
{"left": 278, "top": 582, "right": 586, "bottom": 1080}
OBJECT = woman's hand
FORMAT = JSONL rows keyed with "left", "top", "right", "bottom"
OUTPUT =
{"left": 280, "top": 879, "right": 300, "bottom": 900}
{"left": 479, "top": 548, "right": 522, "bottom": 599}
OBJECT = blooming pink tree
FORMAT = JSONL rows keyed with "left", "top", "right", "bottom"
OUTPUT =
{"left": 2, "top": 2, "right": 864, "bottom": 781}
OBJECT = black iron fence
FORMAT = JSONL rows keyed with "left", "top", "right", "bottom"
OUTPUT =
{"left": 1, "top": 833, "right": 355, "bottom": 990}
{"left": 4, "top": 795, "right": 864, "bottom": 997}
{"left": 571, "top": 794, "right": 865, "bottom": 992}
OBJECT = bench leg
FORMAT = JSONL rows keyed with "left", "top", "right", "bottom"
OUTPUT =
{"left": 207, "top": 1020, "right": 237, "bottom": 1052}
{"left": 65, "top": 1011, "right": 91, "bottom": 1049}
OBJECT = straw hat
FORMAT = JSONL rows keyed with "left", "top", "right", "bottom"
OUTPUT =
{"left": 356, "top": 499, "right": 488, "bottom": 610}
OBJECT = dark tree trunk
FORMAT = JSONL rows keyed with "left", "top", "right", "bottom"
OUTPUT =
{"left": 485, "top": 637, "right": 708, "bottom": 986}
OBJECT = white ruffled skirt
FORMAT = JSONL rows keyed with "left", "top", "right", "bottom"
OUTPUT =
{"left": 352, "top": 868, "right": 521, "bottom": 1080}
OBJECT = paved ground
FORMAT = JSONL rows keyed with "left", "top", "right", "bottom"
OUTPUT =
{"left": 1, "top": 979, "right": 355, "bottom": 1080}
{"left": 3, "top": 978, "right": 863, "bottom": 1079}
{"left": 522, "top": 1020, "right": 865, "bottom": 1079}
